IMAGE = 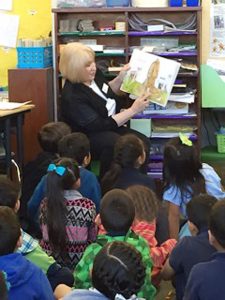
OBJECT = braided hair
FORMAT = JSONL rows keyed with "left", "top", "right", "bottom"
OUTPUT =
{"left": 101, "top": 134, "right": 145, "bottom": 195}
{"left": 92, "top": 241, "right": 146, "bottom": 299}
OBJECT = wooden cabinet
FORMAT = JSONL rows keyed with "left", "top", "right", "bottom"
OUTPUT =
{"left": 52, "top": 7, "right": 201, "bottom": 178}
{"left": 8, "top": 68, "right": 54, "bottom": 163}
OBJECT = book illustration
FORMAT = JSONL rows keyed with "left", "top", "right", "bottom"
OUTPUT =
{"left": 120, "top": 49, "right": 180, "bottom": 107}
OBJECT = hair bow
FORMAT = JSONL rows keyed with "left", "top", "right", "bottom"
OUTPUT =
{"left": 47, "top": 163, "right": 66, "bottom": 176}
{"left": 179, "top": 132, "right": 192, "bottom": 147}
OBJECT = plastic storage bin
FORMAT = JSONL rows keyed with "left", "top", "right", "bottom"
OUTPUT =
{"left": 17, "top": 46, "right": 52, "bottom": 68}
{"left": 186, "top": 0, "right": 199, "bottom": 6}
{"left": 169, "top": 0, "right": 183, "bottom": 6}
{"left": 106, "top": 0, "right": 129, "bottom": 6}
{"left": 216, "top": 134, "right": 225, "bottom": 153}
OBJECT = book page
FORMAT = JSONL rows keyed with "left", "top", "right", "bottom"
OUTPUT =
{"left": 120, "top": 49, "right": 180, "bottom": 107}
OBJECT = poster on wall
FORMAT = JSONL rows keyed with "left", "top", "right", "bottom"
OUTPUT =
{"left": 210, "top": 0, "right": 225, "bottom": 57}
{"left": 0, "top": 13, "right": 19, "bottom": 48}
{"left": 0, "top": 0, "right": 13, "bottom": 11}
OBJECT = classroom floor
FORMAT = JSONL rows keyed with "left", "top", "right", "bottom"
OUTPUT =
{"left": 156, "top": 280, "right": 175, "bottom": 300}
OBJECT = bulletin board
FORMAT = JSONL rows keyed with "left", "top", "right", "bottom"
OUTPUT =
{"left": 0, "top": 0, "right": 52, "bottom": 87}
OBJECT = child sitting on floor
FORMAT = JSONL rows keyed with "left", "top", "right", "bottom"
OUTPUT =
{"left": 74, "top": 188, "right": 156, "bottom": 300}
{"left": 39, "top": 157, "right": 97, "bottom": 271}
{"left": 163, "top": 135, "right": 225, "bottom": 239}
{"left": 161, "top": 194, "right": 217, "bottom": 300}
{"left": 62, "top": 241, "right": 146, "bottom": 300}
{"left": 22, "top": 121, "right": 71, "bottom": 235}
{"left": 28, "top": 132, "right": 101, "bottom": 234}
{"left": 101, "top": 134, "right": 155, "bottom": 195}
{"left": 126, "top": 185, "right": 177, "bottom": 286}
{"left": 0, "top": 175, "right": 74, "bottom": 292}
{"left": 184, "top": 199, "right": 225, "bottom": 300}
{"left": 0, "top": 207, "right": 54, "bottom": 299}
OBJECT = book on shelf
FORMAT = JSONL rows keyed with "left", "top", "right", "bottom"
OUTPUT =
{"left": 103, "top": 47, "right": 124, "bottom": 54}
{"left": 120, "top": 49, "right": 180, "bottom": 107}
{"left": 143, "top": 101, "right": 189, "bottom": 115}
{"left": 151, "top": 132, "right": 194, "bottom": 138}
{"left": 87, "top": 44, "right": 104, "bottom": 52}
{"left": 168, "top": 92, "right": 195, "bottom": 103}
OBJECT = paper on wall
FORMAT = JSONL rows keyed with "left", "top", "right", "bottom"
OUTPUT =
{"left": 0, "top": 13, "right": 19, "bottom": 48}
{"left": 0, "top": 0, "right": 12, "bottom": 11}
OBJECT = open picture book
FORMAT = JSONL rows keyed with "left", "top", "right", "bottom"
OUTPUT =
{"left": 120, "top": 49, "right": 181, "bottom": 107}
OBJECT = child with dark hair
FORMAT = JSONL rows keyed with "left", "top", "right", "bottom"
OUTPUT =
{"left": 162, "top": 194, "right": 217, "bottom": 300}
{"left": 63, "top": 241, "right": 146, "bottom": 300}
{"left": 28, "top": 132, "right": 101, "bottom": 236}
{"left": 101, "top": 134, "right": 155, "bottom": 195}
{"left": 184, "top": 200, "right": 225, "bottom": 300}
{"left": 163, "top": 136, "right": 225, "bottom": 239}
{"left": 0, "top": 175, "right": 74, "bottom": 292}
{"left": 20, "top": 121, "right": 71, "bottom": 230}
{"left": 39, "top": 157, "right": 97, "bottom": 271}
{"left": 126, "top": 185, "right": 176, "bottom": 286}
{"left": 74, "top": 189, "right": 156, "bottom": 299}
{"left": 58, "top": 132, "right": 101, "bottom": 210}
{"left": 0, "top": 207, "right": 54, "bottom": 299}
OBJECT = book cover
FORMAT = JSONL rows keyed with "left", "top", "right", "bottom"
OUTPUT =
{"left": 120, "top": 49, "right": 180, "bottom": 107}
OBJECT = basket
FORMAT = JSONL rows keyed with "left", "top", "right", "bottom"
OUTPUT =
{"left": 216, "top": 134, "right": 225, "bottom": 153}
{"left": 17, "top": 46, "right": 52, "bottom": 68}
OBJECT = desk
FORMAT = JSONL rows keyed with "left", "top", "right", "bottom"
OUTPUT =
{"left": 0, "top": 104, "right": 34, "bottom": 176}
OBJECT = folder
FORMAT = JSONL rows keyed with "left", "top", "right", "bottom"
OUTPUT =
{"left": 130, "top": 119, "right": 151, "bottom": 137}
{"left": 201, "top": 64, "right": 225, "bottom": 108}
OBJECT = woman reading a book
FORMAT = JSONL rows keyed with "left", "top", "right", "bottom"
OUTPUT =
{"left": 59, "top": 42, "right": 151, "bottom": 177}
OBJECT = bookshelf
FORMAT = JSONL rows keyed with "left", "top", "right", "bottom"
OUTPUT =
{"left": 52, "top": 6, "right": 201, "bottom": 179}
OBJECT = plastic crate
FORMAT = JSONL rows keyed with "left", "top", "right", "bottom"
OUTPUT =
{"left": 17, "top": 46, "right": 52, "bottom": 68}
{"left": 216, "top": 134, "right": 225, "bottom": 153}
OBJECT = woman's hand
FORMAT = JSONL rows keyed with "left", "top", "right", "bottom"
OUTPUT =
{"left": 130, "top": 91, "right": 151, "bottom": 115}
{"left": 116, "top": 63, "right": 130, "bottom": 81}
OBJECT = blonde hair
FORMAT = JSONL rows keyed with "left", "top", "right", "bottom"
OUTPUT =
{"left": 59, "top": 42, "right": 95, "bottom": 83}
{"left": 126, "top": 185, "right": 158, "bottom": 223}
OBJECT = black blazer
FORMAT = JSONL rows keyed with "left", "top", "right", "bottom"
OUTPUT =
{"left": 61, "top": 69, "right": 123, "bottom": 133}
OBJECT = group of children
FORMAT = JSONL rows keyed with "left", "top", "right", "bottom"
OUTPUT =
{"left": 1, "top": 121, "right": 225, "bottom": 299}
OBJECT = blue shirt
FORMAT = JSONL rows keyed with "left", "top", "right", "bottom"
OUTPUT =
{"left": 169, "top": 230, "right": 216, "bottom": 300}
{"left": 163, "top": 163, "right": 225, "bottom": 217}
{"left": 0, "top": 253, "right": 54, "bottom": 300}
{"left": 184, "top": 252, "right": 225, "bottom": 300}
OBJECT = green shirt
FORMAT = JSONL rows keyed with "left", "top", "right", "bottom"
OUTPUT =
{"left": 74, "top": 230, "right": 156, "bottom": 300}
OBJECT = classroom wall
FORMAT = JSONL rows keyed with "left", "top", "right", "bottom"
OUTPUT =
{"left": 202, "top": 0, "right": 211, "bottom": 63}
{"left": 0, "top": 0, "right": 52, "bottom": 87}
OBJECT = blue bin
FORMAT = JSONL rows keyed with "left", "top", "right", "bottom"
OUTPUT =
{"left": 106, "top": 0, "right": 129, "bottom": 6}
{"left": 17, "top": 46, "right": 52, "bottom": 69}
{"left": 169, "top": 0, "right": 183, "bottom": 6}
{"left": 186, "top": 0, "right": 199, "bottom": 6}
